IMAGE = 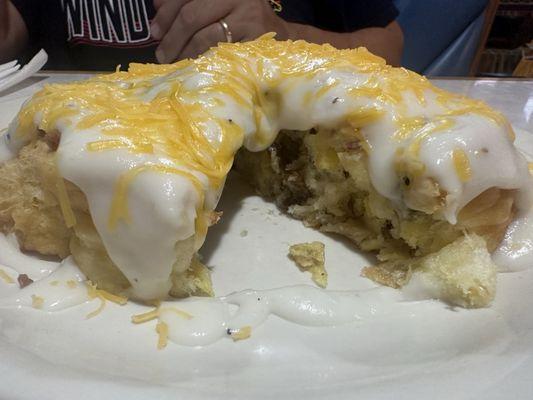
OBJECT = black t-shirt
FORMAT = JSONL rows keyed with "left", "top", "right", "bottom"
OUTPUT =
{"left": 279, "top": 0, "right": 398, "bottom": 32}
{"left": 12, "top": 0, "right": 398, "bottom": 71}
{"left": 12, "top": 0, "right": 159, "bottom": 70}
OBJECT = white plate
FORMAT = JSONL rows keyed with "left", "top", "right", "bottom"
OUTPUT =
{"left": 0, "top": 102, "right": 533, "bottom": 399}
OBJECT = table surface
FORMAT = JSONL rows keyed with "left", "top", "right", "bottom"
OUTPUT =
{"left": 0, "top": 74, "right": 532, "bottom": 133}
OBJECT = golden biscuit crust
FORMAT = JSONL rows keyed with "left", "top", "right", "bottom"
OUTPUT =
{"left": 0, "top": 138, "right": 213, "bottom": 300}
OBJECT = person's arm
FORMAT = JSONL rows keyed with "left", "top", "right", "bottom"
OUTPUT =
{"left": 285, "top": 21, "right": 403, "bottom": 67}
{"left": 0, "top": 0, "right": 29, "bottom": 63}
{"left": 150, "top": 0, "right": 403, "bottom": 66}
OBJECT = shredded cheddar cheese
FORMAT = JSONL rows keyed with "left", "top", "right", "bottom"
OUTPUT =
{"left": 86, "top": 281, "right": 128, "bottom": 319}
{"left": 131, "top": 308, "right": 159, "bottom": 324}
{"left": 108, "top": 163, "right": 206, "bottom": 234}
{"left": 405, "top": 118, "right": 455, "bottom": 157}
{"left": 131, "top": 306, "right": 193, "bottom": 324}
{"left": 156, "top": 321, "right": 169, "bottom": 350}
{"left": 66, "top": 280, "right": 77, "bottom": 289}
{"left": 230, "top": 326, "right": 252, "bottom": 341}
{"left": 31, "top": 295, "right": 44, "bottom": 309}
{"left": 11, "top": 34, "right": 510, "bottom": 239}
{"left": 452, "top": 149, "right": 472, "bottom": 182}
{"left": 130, "top": 305, "right": 193, "bottom": 349}
{"left": 0, "top": 268, "right": 14, "bottom": 284}
{"left": 98, "top": 289, "right": 128, "bottom": 305}
{"left": 86, "top": 296, "right": 105, "bottom": 319}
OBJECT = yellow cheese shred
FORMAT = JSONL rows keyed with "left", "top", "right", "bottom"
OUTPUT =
{"left": 303, "top": 79, "right": 339, "bottom": 107}
{"left": 131, "top": 306, "right": 193, "bottom": 349}
{"left": 108, "top": 163, "right": 210, "bottom": 246}
{"left": 406, "top": 118, "right": 455, "bottom": 156}
{"left": 346, "top": 108, "right": 385, "bottom": 128}
{"left": 31, "top": 295, "right": 44, "bottom": 309}
{"left": 86, "top": 281, "right": 128, "bottom": 319}
{"left": 452, "top": 149, "right": 472, "bottom": 182}
{"left": 0, "top": 268, "right": 14, "bottom": 284}
{"left": 86, "top": 139, "right": 153, "bottom": 154}
{"left": 66, "top": 280, "right": 77, "bottom": 288}
{"left": 393, "top": 117, "right": 427, "bottom": 141}
{"left": 98, "top": 289, "right": 128, "bottom": 305}
{"left": 108, "top": 163, "right": 206, "bottom": 229}
{"left": 131, "top": 306, "right": 193, "bottom": 324}
{"left": 156, "top": 321, "right": 169, "bottom": 350}
{"left": 131, "top": 308, "right": 159, "bottom": 324}
{"left": 86, "top": 297, "right": 106, "bottom": 320}
{"left": 229, "top": 326, "right": 252, "bottom": 341}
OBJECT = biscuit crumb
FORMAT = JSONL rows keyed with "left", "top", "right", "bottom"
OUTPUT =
{"left": 208, "top": 211, "right": 223, "bottom": 226}
{"left": 288, "top": 241, "right": 327, "bottom": 288}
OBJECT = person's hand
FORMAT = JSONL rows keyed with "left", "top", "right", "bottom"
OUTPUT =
{"left": 151, "top": 0, "right": 289, "bottom": 63}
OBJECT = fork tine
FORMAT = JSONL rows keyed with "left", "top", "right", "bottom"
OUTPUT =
{"left": 0, "top": 64, "right": 21, "bottom": 81}
{"left": 0, "top": 49, "right": 48, "bottom": 94}
{"left": 0, "top": 60, "right": 18, "bottom": 73}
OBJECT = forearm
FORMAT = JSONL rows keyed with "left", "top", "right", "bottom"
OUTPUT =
{"left": 0, "top": 0, "right": 29, "bottom": 63}
{"left": 284, "top": 21, "right": 404, "bottom": 67}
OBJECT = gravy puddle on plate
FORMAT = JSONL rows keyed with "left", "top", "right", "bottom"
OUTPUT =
{"left": 0, "top": 232, "right": 421, "bottom": 347}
